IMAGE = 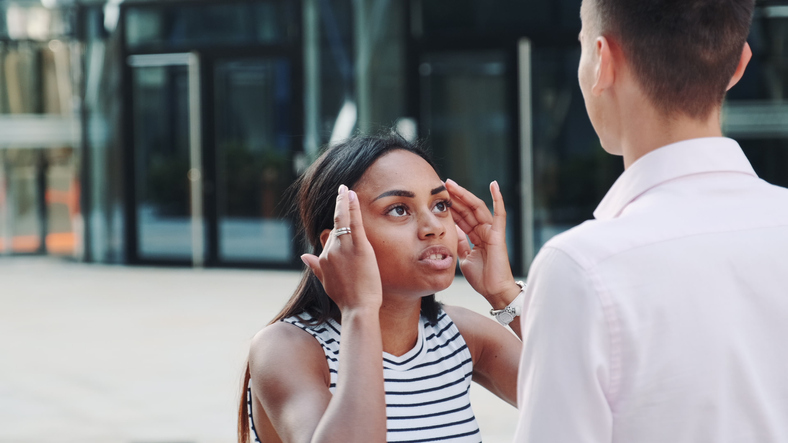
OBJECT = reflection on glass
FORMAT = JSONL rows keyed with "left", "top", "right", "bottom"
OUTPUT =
{"left": 724, "top": 12, "right": 788, "bottom": 190}
{"left": 3, "top": 150, "right": 42, "bottom": 253}
{"left": 317, "top": 0, "right": 354, "bottom": 143}
{"left": 83, "top": 5, "right": 127, "bottom": 263}
{"left": 422, "top": 0, "right": 554, "bottom": 36}
{"left": 44, "top": 148, "right": 77, "bottom": 255}
{"left": 530, "top": 48, "right": 622, "bottom": 252}
{"left": 0, "top": 154, "right": 6, "bottom": 253}
{"left": 419, "top": 51, "right": 518, "bottom": 267}
{"left": 215, "top": 58, "right": 294, "bottom": 263}
{"left": 133, "top": 64, "right": 194, "bottom": 260}
{"left": 740, "top": 140, "right": 788, "bottom": 188}
{"left": 125, "top": 2, "right": 294, "bottom": 52}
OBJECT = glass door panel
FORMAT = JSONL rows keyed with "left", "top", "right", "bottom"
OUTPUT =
{"left": 132, "top": 63, "right": 196, "bottom": 261}
{"left": 214, "top": 58, "right": 294, "bottom": 263}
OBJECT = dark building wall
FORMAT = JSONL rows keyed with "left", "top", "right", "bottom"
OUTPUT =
{"left": 73, "top": 0, "right": 788, "bottom": 273}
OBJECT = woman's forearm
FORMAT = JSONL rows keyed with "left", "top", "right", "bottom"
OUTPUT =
{"left": 311, "top": 308, "right": 387, "bottom": 443}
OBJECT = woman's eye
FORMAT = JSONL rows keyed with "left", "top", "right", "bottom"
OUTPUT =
{"left": 433, "top": 200, "right": 451, "bottom": 213}
{"left": 387, "top": 205, "right": 408, "bottom": 217}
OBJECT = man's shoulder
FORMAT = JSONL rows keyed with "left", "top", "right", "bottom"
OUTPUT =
{"left": 542, "top": 179, "right": 788, "bottom": 270}
{"left": 758, "top": 179, "right": 788, "bottom": 199}
{"left": 540, "top": 218, "right": 632, "bottom": 270}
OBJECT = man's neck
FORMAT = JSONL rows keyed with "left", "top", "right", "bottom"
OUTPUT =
{"left": 618, "top": 104, "right": 724, "bottom": 169}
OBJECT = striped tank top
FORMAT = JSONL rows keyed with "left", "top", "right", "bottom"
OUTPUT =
{"left": 249, "top": 309, "right": 481, "bottom": 443}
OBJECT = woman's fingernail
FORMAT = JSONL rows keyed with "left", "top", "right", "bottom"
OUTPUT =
{"left": 300, "top": 254, "right": 309, "bottom": 267}
{"left": 348, "top": 190, "right": 357, "bottom": 202}
{"left": 446, "top": 178, "right": 456, "bottom": 186}
{"left": 338, "top": 184, "right": 348, "bottom": 195}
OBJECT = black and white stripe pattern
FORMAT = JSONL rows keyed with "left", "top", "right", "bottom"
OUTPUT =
{"left": 282, "top": 310, "right": 481, "bottom": 443}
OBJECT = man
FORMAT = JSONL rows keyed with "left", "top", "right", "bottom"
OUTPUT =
{"left": 514, "top": 0, "right": 788, "bottom": 442}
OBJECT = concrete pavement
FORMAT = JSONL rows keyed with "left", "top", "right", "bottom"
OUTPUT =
{"left": 0, "top": 257, "right": 518, "bottom": 443}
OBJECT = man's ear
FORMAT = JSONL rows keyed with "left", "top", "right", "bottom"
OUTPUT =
{"left": 727, "top": 42, "right": 752, "bottom": 91}
{"left": 319, "top": 229, "right": 332, "bottom": 248}
{"left": 592, "top": 36, "right": 616, "bottom": 96}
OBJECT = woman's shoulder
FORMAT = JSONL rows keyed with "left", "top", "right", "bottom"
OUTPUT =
{"left": 251, "top": 318, "right": 316, "bottom": 347}
{"left": 441, "top": 304, "right": 498, "bottom": 332}
{"left": 249, "top": 316, "right": 330, "bottom": 379}
{"left": 247, "top": 317, "right": 334, "bottom": 426}
{"left": 440, "top": 305, "right": 503, "bottom": 354}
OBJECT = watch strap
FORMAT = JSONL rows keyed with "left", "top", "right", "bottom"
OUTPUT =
{"left": 490, "top": 281, "right": 526, "bottom": 326}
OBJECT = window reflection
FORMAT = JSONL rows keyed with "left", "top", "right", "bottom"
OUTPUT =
{"left": 215, "top": 58, "right": 294, "bottom": 263}
{"left": 133, "top": 64, "right": 194, "bottom": 260}
{"left": 531, "top": 48, "right": 622, "bottom": 251}
{"left": 419, "top": 51, "right": 519, "bottom": 268}
{"left": 724, "top": 11, "right": 788, "bottom": 189}
{"left": 125, "top": 2, "right": 295, "bottom": 52}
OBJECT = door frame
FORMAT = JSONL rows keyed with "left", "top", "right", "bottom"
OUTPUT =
{"left": 120, "top": 0, "right": 304, "bottom": 268}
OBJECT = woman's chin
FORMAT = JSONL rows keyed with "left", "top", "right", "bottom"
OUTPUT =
{"left": 427, "top": 272, "right": 455, "bottom": 294}
{"left": 383, "top": 266, "right": 456, "bottom": 299}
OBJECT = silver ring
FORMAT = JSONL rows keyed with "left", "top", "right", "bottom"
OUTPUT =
{"left": 334, "top": 227, "right": 352, "bottom": 237}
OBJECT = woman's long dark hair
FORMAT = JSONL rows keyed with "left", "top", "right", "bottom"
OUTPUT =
{"left": 238, "top": 133, "right": 443, "bottom": 442}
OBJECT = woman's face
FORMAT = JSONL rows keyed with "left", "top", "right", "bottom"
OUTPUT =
{"left": 354, "top": 149, "right": 458, "bottom": 299}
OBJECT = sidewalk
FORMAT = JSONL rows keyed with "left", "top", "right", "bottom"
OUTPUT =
{"left": 0, "top": 257, "right": 518, "bottom": 443}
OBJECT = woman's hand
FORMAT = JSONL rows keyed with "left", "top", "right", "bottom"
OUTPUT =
{"left": 446, "top": 179, "right": 521, "bottom": 310}
{"left": 301, "top": 185, "right": 383, "bottom": 315}
{"left": 290, "top": 185, "right": 387, "bottom": 442}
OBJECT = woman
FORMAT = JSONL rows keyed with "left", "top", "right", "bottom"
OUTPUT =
{"left": 238, "top": 134, "right": 524, "bottom": 443}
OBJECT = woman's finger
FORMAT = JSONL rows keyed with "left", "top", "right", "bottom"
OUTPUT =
{"left": 490, "top": 181, "right": 507, "bottom": 234}
{"left": 446, "top": 185, "right": 482, "bottom": 228}
{"left": 346, "top": 189, "right": 369, "bottom": 251}
{"left": 449, "top": 192, "right": 480, "bottom": 229}
{"left": 333, "top": 184, "right": 350, "bottom": 228}
{"left": 446, "top": 178, "right": 494, "bottom": 226}
{"left": 456, "top": 225, "right": 472, "bottom": 260}
{"left": 448, "top": 196, "right": 480, "bottom": 228}
{"left": 451, "top": 207, "right": 483, "bottom": 246}
{"left": 300, "top": 253, "right": 323, "bottom": 282}
{"left": 449, "top": 204, "right": 474, "bottom": 233}
{"left": 331, "top": 184, "right": 352, "bottom": 245}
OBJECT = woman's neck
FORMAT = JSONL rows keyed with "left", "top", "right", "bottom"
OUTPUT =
{"left": 378, "top": 296, "right": 423, "bottom": 357}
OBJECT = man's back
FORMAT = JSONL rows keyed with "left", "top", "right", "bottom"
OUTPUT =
{"left": 515, "top": 138, "right": 788, "bottom": 442}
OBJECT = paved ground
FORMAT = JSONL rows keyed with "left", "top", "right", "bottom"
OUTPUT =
{"left": 0, "top": 257, "right": 518, "bottom": 443}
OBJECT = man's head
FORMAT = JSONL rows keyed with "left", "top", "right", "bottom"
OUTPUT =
{"left": 580, "top": 0, "right": 755, "bottom": 121}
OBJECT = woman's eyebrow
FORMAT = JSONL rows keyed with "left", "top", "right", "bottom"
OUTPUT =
{"left": 373, "top": 189, "right": 415, "bottom": 201}
{"left": 373, "top": 185, "right": 447, "bottom": 202}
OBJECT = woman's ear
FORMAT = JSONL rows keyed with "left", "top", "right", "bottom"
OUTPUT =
{"left": 319, "top": 229, "right": 332, "bottom": 248}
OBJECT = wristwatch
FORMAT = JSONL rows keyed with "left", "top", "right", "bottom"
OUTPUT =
{"left": 490, "top": 281, "right": 526, "bottom": 326}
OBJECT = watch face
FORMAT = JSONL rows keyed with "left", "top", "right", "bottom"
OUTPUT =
{"left": 497, "top": 311, "right": 515, "bottom": 325}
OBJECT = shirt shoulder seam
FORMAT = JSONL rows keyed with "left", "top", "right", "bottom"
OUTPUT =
{"left": 538, "top": 246, "right": 622, "bottom": 407}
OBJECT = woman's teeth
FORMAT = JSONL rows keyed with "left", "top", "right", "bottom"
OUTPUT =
{"left": 429, "top": 254, "right": 446, "bottom": 260}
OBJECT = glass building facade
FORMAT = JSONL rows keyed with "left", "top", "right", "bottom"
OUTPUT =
{"left": 1, "top": 0, "right": 787, "bottom": 275}
{"left": 0, "top": 2, "right": 80, "bottom": 258}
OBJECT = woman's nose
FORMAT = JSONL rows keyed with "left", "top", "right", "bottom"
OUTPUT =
{"left": 419, "top": 212, "right": 446, "bottom": 239}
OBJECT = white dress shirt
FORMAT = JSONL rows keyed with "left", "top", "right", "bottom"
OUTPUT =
{"left": 514, "top": 137, "right": 788, "bottom": 443}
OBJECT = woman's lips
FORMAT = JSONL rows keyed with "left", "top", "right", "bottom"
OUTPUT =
{"left": 418, "top": 245, "right": 455, "bottom": 271}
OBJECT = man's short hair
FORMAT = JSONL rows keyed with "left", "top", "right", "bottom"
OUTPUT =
{"left": 592, "top": 0, "right": 755, "bottom": 119}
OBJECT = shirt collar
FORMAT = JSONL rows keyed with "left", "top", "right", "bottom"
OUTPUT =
{"left": 594, "top": 137, "right": 758, "bottom": 220}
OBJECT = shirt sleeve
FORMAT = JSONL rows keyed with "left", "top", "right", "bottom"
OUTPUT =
{"left": 513, "top": 247, "right": 613, "bottom": 443}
